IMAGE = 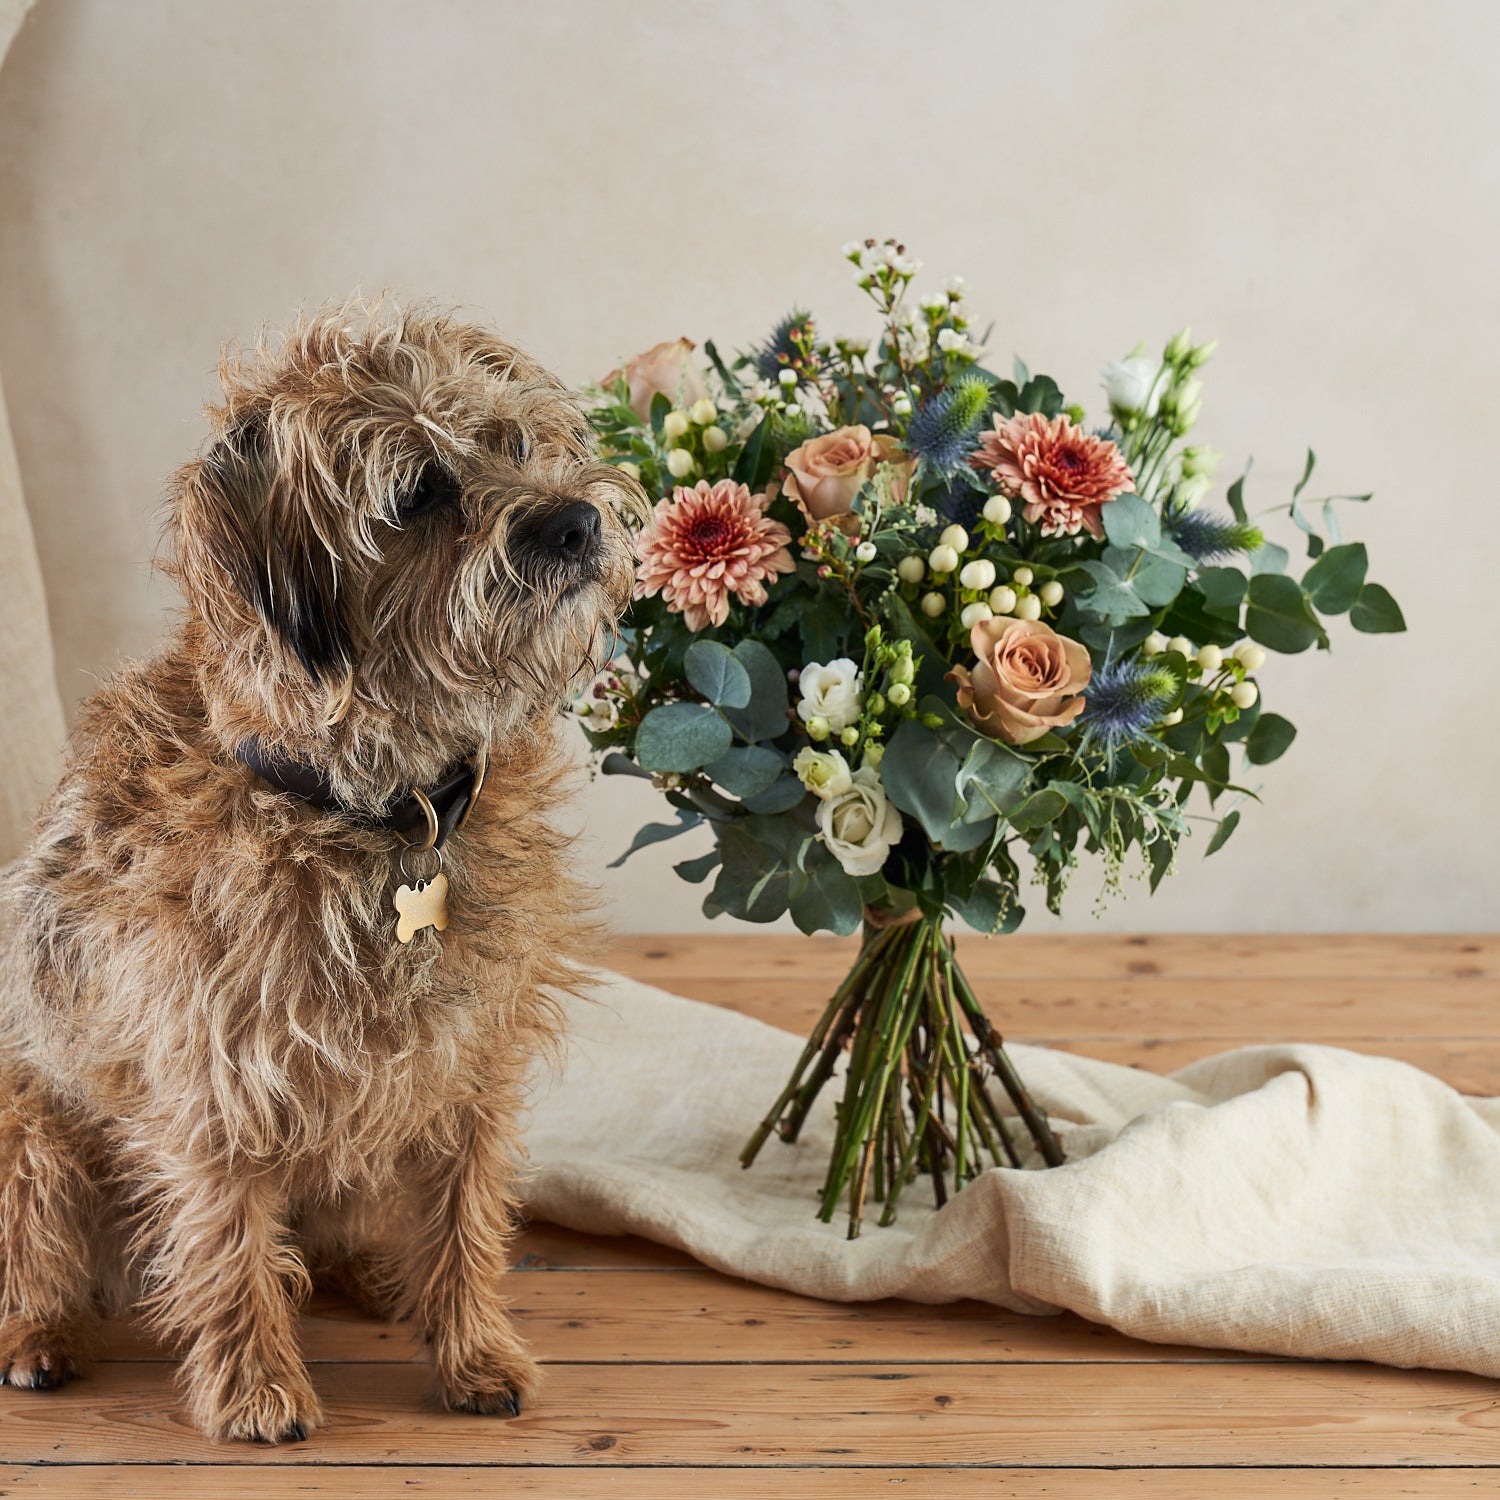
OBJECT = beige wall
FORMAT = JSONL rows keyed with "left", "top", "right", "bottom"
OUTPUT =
{"left": 0, "top": 0, "right": 1494, "bottom": 931}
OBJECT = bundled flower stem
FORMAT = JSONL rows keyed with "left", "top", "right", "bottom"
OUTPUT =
{"left": 741, "top": 916, "right": 1064, "bottom": 1238}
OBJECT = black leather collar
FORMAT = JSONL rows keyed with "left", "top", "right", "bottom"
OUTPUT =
{"left": 235, "top": 738, "right": 487, "bottom": 851}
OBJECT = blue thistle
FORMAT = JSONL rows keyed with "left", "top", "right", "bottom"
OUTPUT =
{"left": 1080, "top": 656, "right": 1181, "bottom": 751}
{"left": 935, "top": 480, "right": 984, "bottom": 530}
{"left": 1167, "top": 509, "right": 1265, "bottom": 562}
{"left": 905, "top": 375, "right": 992, "bottom": 475}
{"left": 755, "top": 308, "right": 814, "bottom": 382}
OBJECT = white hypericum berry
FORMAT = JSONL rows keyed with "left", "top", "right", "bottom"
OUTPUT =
{"left": 939, "top": 524, "right": 969, "bottom": 552}
{"left": 662, "top": 410, "right": 691, "bottom": 441}
{"left": 887, "top": 682, "right": 912, "bottom": 707}
{"left": 702, "top": 426, "right": 729, "bottom": 453}
{"left": 1014, "top": 594, "right": 1042, "bottom": 621}
{"left": 1196, "top": 644, "right": 1224, "bottom": 672}
{"left": 897, "top": 555, "right": 925, "bottom": 584}
{"left": 988, "top": 585, "right": 1018, "bottom": 615}
{"left": 982, "top": 494, "right": 1012, "bottom": 526}
{"left": 1166, "top": 635, "right": 1194, "bottom": 657}
{"left": 1230, "top": 681, "right": 1259, "bottom": 709}
{"left": 959, "top": 559, "right": 996, "bottom": 591}
{"left": 920, "top": 591, "right": 946, "bottom": 618}
{"left": 1039, "top": 580, "right": 1065, "bottom": 607}
{"left": 778, "top": 368, "right": 798, "bottom": 387}
{"left": 891, "top": 393, "right": 913, "bottom": 417}
{"left": 1142, "top": 631, "right": 1169, "bottom": 657}
{"left": 855, "top": 541, "right": 878, "bottom": 563}
{"left": 784, "top": 403, "right": 802, "bottom": 418}
{"left": 1160, "top": 708, "right": 1184, "bottom": 727}
{"left": 617, "top": 461, "right": 641, "bottom": 482}
{"left": 1235, "top": 642, "right": 1268, "bottom": 671}
{"left": 960, "top": 601, "right": 994, "bottom": 629}
{"left": 928, "top": 544, "right": 960, "bottom": 574}
{"left": 666, "top": 448, "right": 696, "bottom": 479}
{"left": 1011, "top": 565, "right": 1034, "bottom": 587}
{"left": 689, "top": 398, "right": 717, "bottom": 426}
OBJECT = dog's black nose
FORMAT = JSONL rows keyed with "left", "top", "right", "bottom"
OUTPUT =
{"left": 531, "top": 501, "right": 601, "bottom": 564}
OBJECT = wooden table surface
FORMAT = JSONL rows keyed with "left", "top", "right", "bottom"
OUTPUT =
{"left": 0, "top": 932, "right": 1495, "bottom": 1497}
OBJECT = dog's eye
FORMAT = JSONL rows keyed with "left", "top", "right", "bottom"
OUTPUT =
{"left": 511, "top": 431, "right": 531, "bottom": 464}
{"left": 397, "top": 465, "right": 461, "bottom": 522}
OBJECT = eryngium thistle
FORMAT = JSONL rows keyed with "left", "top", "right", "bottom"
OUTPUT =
{"left": 755, "top": 308, "right": 815, "bottom": 381}
{"left": 1081, "top": 656, "right": 1180, "bottom": 750}
{"left": 1168, "top": 510, "right": 1265, "bottom": 562}
{"left": 906, "top": 375, "right": 992, "bottom": 474}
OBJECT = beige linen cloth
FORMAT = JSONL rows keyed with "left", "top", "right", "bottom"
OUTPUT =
{"left": 525, "top": 971, "right": 1500, "bottom": 1378}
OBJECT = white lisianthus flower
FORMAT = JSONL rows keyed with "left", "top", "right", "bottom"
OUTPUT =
{"left": 796, "top": 658, "right": 864, "bottom": 734}
{"left": 793, "top": 746, "right": 854, "bottom": 800}
{"left": 1101, "top": 356, "right": 1165, "bottom": 420}
{"left": 816, "top": 767, "right": 904, "bottom": 878}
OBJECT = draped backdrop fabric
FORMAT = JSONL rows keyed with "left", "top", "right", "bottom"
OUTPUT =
{"left": 524, "top": 972, "right": 1500, "bottom": 1379}
{"left": 0, "top": 0, "right": 65, "bottom": 864}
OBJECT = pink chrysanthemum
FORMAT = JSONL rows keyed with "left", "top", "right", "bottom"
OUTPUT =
{"left": 634, "top": 479, "right": 794, "bottom": 631}
{"left": 970, "top": 412, "right": 1134, "bottom": 540}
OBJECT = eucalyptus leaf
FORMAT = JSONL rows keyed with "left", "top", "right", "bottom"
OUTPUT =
{"left": 1245, "top": 573, "right": 1323, "bottom": 654}
{"left": 720, "top": 639, "right": 792, "bottom": 743}
{"left": 1249, "top": 541, "right": 1290, "bottom": 576}
{"left": 684, "top": 639, "right": 752, "bottom": 709}
{"left": 1102, "top": 493, "right": 1162, "bottom": 552}
{"left": 1205, "top": 809, "right": 1241, "bottom": 856}
{"left": 1302, "top": 543, "right": 1368, "bottom": 616}
{"left": 607, "top": 809, "right": 703, "bottom": 868}
{"left": 789, "top": 842, "right": 863, "bottom": 937}
{"left": 742, "top": 774, "right": 809, "bottom": 815}
{"left": 634, "top": 702, "right": 733, "bottom": 772}
{"left": 1349, "top": 582, "right": 1406, "bottom": 634}
{"left": 705, "top": 744, "right": 783, "bottom": 798}
{"left": 1245, "top": 712, "right": 1297, "bottom": 765}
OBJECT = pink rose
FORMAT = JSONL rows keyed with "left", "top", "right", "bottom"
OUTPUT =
{"left": 784, "top": 426, "right": 912, "bottom": 529}
{"left": 948, "top": 617, "right": 1092, "bottom": 746}
{"left": 610, "top": 338, "right": 709, "bottom": 420}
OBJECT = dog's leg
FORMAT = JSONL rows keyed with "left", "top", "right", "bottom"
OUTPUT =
{"left": 403, "top": 1103, "right": 538, "bottom": 1417}
{"left": 144, "top": 1165, "right": 320, "bottom": 1443}
{"left": 0, "top": 1069, "right": 101, "bottom": 1389}
{"left": 300, "top": 1192, "right": 406, "bottom": 1322}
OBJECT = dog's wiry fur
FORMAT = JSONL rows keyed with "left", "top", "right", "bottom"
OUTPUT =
{"left": 0, "top": 299, "right": 641, "bottom": 1442}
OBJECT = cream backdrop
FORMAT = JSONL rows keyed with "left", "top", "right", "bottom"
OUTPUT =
{"left": 0, "top": 0, "right": 1494, "bottom": 931}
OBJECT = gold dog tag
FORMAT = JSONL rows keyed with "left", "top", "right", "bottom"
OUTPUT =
{"left": 395, "top": 873, "right": 449, "bottom": 943}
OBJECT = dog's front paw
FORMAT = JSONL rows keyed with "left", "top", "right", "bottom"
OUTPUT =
{"left": 0, "top": 1319, "right": 80, "bottom": 1391}
{"left": 438, "top": 1349, "right": 540, "bottom": 1419}
{"left": 207, "top": 1373, "right": 323, "bottom": 1445}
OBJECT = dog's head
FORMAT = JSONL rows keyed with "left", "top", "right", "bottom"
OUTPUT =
{"left": 166, "top": 299, "right": 642, "bottom": 777}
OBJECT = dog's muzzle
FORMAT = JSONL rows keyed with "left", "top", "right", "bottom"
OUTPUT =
{"left": 517, "top": 500, "right": 602, "bottom": 573}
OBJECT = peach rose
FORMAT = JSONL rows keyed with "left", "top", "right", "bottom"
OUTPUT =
{"left": 611, "top": 338, "right": 709, "bottom": 420}
{"left": 948, "top": 617, "right": 1092, "bottom": 746}
{"left": 784, "top": 426, "right": 912, "bottom": 528}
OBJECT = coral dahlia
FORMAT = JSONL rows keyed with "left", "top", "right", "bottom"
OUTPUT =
{"left": 635, "top": 479, "right": 794, "bottom": 631}
{"left": 970, "top": 412, "right": 1134, "bottom": 540}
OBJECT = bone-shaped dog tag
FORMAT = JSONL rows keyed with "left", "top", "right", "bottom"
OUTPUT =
{"left": 395, "top": 872, "right": 449, "bottom": 943}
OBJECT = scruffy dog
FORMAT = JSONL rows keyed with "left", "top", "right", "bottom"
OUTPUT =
{"left": 0, "top": 301, "right": 639, "bottom": 1442}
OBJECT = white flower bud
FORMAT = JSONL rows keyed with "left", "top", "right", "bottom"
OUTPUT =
{"left": 1196, "top": 645, "right": 1224, "bottom": 673}
{"left": 887, "top": 682, "right": 912, "bottom": 707}
{"left": 689, "top": 398, "right": 717, "bottom": 426}
{"left": 891, "top": 393, "right": 913, "bottom": 417}
{"left": 928, "top": 544, "right": 960, "bottom": 574}
{"left": 1039, "top": 580, "right": 1065, "bottom": 608}
{"left": 960, "top": 602, "right": 994, "bottom": 629}
{"left": 1142, "top": 631, "right": 1169, "bottom": 657}
{"left": 1175, "top": 474, "right": 1212, "bottom": 511}
{"left": 702, "top": 425, "right": 728, "bottom": 453}
{"left": 666, "top": 448, "right": 696, "bottom": 479}
{"left": 778, "top": 368, "right": 798, "bottom": 387}
{"left": 988, "top": 585, "right": 1018, "bottom": 615}
{"left": 920, "top": 591, "right": 946, "bottom": 618}
{"left": 919, "top": 292, "right": 947, "bottom": 313}
{"left": 982, "top": 494, "right": 1012, "bottom": 526}
{"left": 936, "top": 327, "right": 968, "bottom": 353}
{"left": 1230, "top": 681, "right": 1259, "bottom": 710}
{"left": 897, "top": 555, "right": 925, "bottom": 584}
{"left": 805, "top": 715, "right": 831, "bottom": 741}
{"left": 855, "top": 541, "right": 878, "bottom": 563}
{"left": 945, "top": 275, "right": 969, "bottom": 297}
{"left": 616, "top": 461, "right": 641, "bottom": 482}
{"left": 939, "top": 524, "right": 969, "bottom": 552}
{"left": 1234, "top": 642, "right": 1267, "bottom": 671}
{"left": 784, "top": 403, "right": 802, "bottom": 418}
{"left": 959, "top": 559, "right": 996, "bottom": 591}
{"left": 1160, "top": 708, "right": 1184, "bottom": 727}
{"left": 662, "top": 410, "right": 691, "bottom": 441}
{"left": 839, "top": 726, "right": 860, "bottom": 747}
{"left": 1014, "top": 594, "right": 1042, "bottom": 621}
{"left": 1166, "top": 635, "right": 1194, "bottom": 658}
{"left": 842, "top": 240, "right": 864, "bottom": 264}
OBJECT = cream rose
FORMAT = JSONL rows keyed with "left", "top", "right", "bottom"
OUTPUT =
{"left": 796, "top": 658, "right": 863, "bottom": 734}
{"left": 948, "top": 617, "right": 1092, "bottom": 746}
{"left": 816, "top": 767, "right": 903, "bottom": 878}
{"left": 783, "top": 426, "right": 913, "bottom": 527}
{"left": 611, "top": 338, "right": 709, "bottom": 420}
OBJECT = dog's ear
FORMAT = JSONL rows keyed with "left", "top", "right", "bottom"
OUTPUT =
{"left": 172, "top": 414, "right": 354, "bottom": 682}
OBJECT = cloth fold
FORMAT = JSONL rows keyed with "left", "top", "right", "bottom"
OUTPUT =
{"left": 524, "top": 970, "right": 1500, "bottom": 1378}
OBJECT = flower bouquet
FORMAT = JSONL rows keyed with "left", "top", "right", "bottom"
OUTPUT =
{"left": 578, "top": 239, "right": 1404, "bottom": 1237}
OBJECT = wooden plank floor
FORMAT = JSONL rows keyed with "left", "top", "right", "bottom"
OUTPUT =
{"left": 0, "top": 933, "right": 1494, "bottom": 1497}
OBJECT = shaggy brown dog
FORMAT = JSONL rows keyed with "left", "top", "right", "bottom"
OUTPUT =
{"left": 0, "top": 300, "right": 640, "bottom": 1442}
